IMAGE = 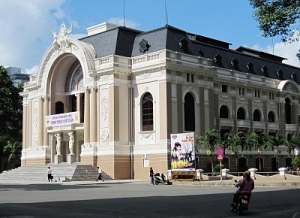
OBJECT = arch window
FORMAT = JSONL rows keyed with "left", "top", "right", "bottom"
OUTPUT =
{"left": 184, "top": 92, "right": 195, "bottom": 131}
{"left": 255, "top": 157, "right": 264, "bottom": 171}
{"left": 285, "top": 98, "right": 292, "bottom": 124}
{"left": 237, "top": 107, "right": 245, "bottom": 120}
{"left": 142, "top": 92, "right": 153, "bottom": 131}
{"left": 55, "top": 101, "right": 64, "bottom": 114}
{"left": 220, "top": 105, "right": 229, "bottom": 118}
{"left": 268, "top": 111, "right": 275, "bottom": 122}
{"left": 253, "top": 109, "right": 261, "bottom": 121}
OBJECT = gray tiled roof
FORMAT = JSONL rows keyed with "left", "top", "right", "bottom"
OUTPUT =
{"left": 80, "top": 24, "right": 300, "bottom": 85}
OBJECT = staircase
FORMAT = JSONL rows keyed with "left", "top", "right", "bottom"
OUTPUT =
{"left": 0, "top": 162, "right": 104, "bottom": 182}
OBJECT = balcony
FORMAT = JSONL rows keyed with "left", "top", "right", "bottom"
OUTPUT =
{"left": 219, "top": 118, "right": 234, "bottom": 127}
{"left": 285, "top": 124, "right": 297, "bottom": 132}
{"left": 236, "top": 119, "right": 250, "bottom": 129}
{"left": 267, "top": 122, "right": 279, "bottom": 131}
{"left": 253, "top": 121, "right": 266, "bottom": 130}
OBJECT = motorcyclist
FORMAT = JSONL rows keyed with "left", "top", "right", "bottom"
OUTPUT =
{"left": 232, "top": 171, "right": 254, "bottom": 205}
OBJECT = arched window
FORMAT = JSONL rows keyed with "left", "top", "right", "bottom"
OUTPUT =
{"left": 184, "top": 92, "right": 195, "bottom": 131}
{"left": 255, "top": 157, "right": 264, "bottom": 171}
{"left": 238, "top": 157, "right": 247, "bottom": 172}
{"left": 220, "top": 105, "right": 229, "bottom": 118}
{"left": 253, "top": 109, "right": 261, "bottom": 121}
{"left": 237, "top": 107, "right": 245, "bottom": 120}
{"left": 55, "top": 101, "right": 64, "bottom": 114}
{"left": 285, "top": 98, "right": 292, "bottom": 124}
{"left": 268, "top": 111, "right": 275, "bottom": 122}
{"left": 142, "top": 92, "right": 153, "bottom": 131}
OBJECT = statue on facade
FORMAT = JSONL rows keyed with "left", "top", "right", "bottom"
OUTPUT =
{"left": 68, "top": 131, "right": 74, "bottom": 155}
{"left": 55, "top": 133, "right": 62, "bottom": 155}
{"left": 52, "top": 23, "right": 72, "bottom": 49}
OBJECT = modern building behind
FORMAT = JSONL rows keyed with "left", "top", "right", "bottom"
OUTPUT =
{"left": 20, "top": 22, "right": 300, "bottom": 179}
{"left": 6, "top": 67, "right": 30, "bottom": 86}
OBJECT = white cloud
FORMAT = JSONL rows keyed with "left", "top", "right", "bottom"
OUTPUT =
{"left": 0, "top": 0, "right": 68, "bottom": 73}
{"left": 251, "top": 34, "right": 300, "bottom": 68}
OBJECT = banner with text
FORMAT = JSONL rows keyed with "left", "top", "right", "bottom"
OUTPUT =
{"left": 45, "top": 112, "right": 80, "bottom": 127}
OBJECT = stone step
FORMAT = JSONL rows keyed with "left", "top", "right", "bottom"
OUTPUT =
{"left": 0, "top": 163, "right": 108, "bottom": 182}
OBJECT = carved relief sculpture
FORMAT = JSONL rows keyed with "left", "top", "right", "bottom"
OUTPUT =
{"left": 55, "top": 133, "right": 62, "bottom": 155}
{"left": 68, "top": 131, "right": 74, "bottom": 155}
{"left": 52, "top": 23, "right": 72, "bottom": 50}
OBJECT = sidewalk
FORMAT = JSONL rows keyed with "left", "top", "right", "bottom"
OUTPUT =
{"left": 0, "top": 178, "right": 299, "bottom": 187}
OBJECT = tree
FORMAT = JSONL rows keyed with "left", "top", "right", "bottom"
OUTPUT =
{"left": 250, "top": 0, "right": 300, "bottom": 59}
{"left": 229, "top": 132, "right": 247, "bottom": 171}
{"left": 247, "top": 132, "right": 264, "bottom": 171}
{"left": 268, "top": 133, "right": 286, "bottom": 168}
{"left": 196, "top": 129, "right": 221, "bottom": 173}
{"left": 3, "top": 140, "right": 22, "bottom": 169}
{"left": 0, "top": 66, "right": 23, "bottom": 141}
{"left": 287, "top": 135, "right": 300, "bottom": 158}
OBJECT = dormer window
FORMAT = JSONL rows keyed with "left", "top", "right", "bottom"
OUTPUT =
{"left": 231, "top": 58, "right": 238, "bottom": 70}
{"left": 247, "top": 62, "right": 254, "bottom": 73}
{"left": 291, "top": 72, "right": 297, "bottom": 81}
{"left": 261, "top": 65, "right": 268, "bottom": 76}
{"left": 198, "top": 49, "right": 204, "bottom": 57}
{"left": 179, "top": 38, "right": 188, "bottom": 51}
{"left": 277, "top": 69, "right": 284, "bottom": 79}
{"left": 214, "top": 54, "right": 222, "bottom": 66}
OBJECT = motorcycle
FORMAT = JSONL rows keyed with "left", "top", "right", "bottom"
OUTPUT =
{"left": 230, "top": 180, "right": 251, "bottom": 215}
{"left": 154, "top": 173, "right": 169, "bottom": 185}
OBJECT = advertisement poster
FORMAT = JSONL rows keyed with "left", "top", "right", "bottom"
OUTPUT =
{"left": 170, "top": 132, "right": 195, "bottom": 170}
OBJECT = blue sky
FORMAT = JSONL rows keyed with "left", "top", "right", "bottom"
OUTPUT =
{"left": 1, "top": 0, "right": 300, "bottom": 74}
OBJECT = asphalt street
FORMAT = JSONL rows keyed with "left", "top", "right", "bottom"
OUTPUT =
{"left": 0, "top": 181, "right": 299, "bottom": 218}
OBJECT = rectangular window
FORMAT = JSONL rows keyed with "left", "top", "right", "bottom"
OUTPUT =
{"left": 191, "top": 74, "right": 194, "bottom": 83}
{"left": 222, "top": 85, "right": 228, "bottom": 93}
{"left": 269, "top": 93, "right": 275, "bottom": 100}
{"left": 239, "top": 87, "right": 245, "bottom": 95}
{"left": 187, "top": 73, "right": 195, "bottom": 83}
{"left": 255, "top": 90, "right": 260, "bottom": 98}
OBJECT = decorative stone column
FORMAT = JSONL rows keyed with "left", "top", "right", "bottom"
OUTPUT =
{"left": 67, "top": 131, "right": 75, "bottom": 164}
{"left": 54, "top": 133, "right": 62, "bottom": 164}
{"left": 90, "top": 87, "right": 97, "bottom": 143}
{"left": 38, "top": 97, "right": 44, "bottom": 146}
{"left": 84, "top": 89, "right": 90, "bottom": 143}
{"left": 43, "top": 96, "right": 49, "bottom": 146}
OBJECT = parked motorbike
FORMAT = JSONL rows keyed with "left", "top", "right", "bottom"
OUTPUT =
{"left": 230, "top": 180, "right": 251, "bottom": 215}
{"left": 154, "top": 173, "right": 169, "bottom": 185}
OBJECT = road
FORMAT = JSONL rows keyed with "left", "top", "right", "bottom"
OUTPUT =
{"left": 0, "top": 181, "right": 299, "bottom": 218}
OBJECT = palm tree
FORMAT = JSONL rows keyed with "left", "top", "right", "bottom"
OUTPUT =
{"left": 269, "top": 133, "right": 286, "bottom": 168}
{"left": 3, "top": 140, "right": 22, "bottom": 169}
{"left": 229, "top": 131, "right": 247, "bottom": 171}
{"left": 288, "top": 135, "right": 300, "bottom": 159}
{"left": 196, "top": 129, "right": 221, "bottom": 173}
{"left": 247, "top": 132, "right": 263, "bottom": 171}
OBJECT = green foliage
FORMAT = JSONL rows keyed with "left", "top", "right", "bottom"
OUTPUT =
{"left": 250, "top": 0, "right": 300, "bottom": 39}
{"left": 0, "top": 65, "right": 23, "bottom": 141}
{"left": 292, "top": 157, "right": 300, "bottom": 168}
{"left": 196, "top": 129, "right": 221, "bottom": 173}
{"left": 4, "top": 141, "right": 22, "bottom": 163}
{"left": 250, "top": 0, "right": 300, "bottom": 60}
{"left": 214, "top": 163, "right": 224, "bottom": 173}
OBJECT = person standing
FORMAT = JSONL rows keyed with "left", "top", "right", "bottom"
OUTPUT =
{"left": 150, "top": 167, "right": 154, "bottom": 185}
{"left": 47, "top": 167, "right": 53, "bottom": 182}
{"left": 97, "top": 167, "right": 104, "bottom": 182}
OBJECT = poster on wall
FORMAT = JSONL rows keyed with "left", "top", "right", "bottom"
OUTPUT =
{"left": 170, "top": 132, "right": 195, "bottom": 170}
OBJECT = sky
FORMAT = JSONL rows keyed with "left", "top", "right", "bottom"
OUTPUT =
{"left": 1, "top": 0, "right": 300, "bottom": 75}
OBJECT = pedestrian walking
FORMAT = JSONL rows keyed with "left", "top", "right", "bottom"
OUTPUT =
{"left": 97, "top": 167, "right": 104, "bottom": 182}
{"left": 47, "top": 167, "right": 53, "bottom": 182}
{"left": 150, "top": 167, "right": 154, "bottom": 185}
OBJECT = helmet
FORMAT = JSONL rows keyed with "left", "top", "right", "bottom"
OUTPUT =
{"left": 244, "top": 171, "right": 250, "bottom": 177}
